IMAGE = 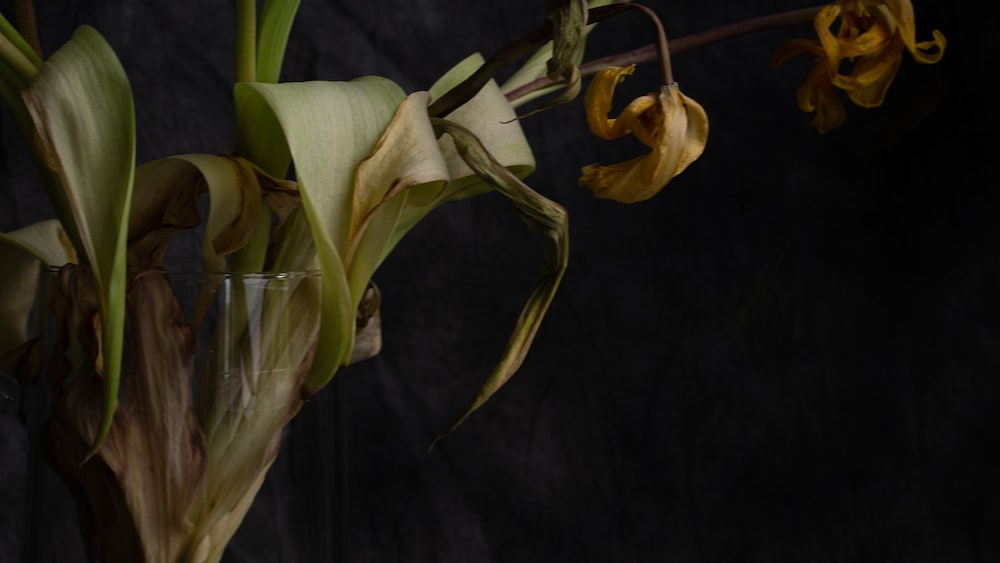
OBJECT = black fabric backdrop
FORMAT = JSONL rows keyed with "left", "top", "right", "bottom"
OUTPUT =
{"left": 2, "top": 1, "right": 999, "bottom": 561}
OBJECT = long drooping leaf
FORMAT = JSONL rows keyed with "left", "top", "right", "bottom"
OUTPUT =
{"left": 429, "top": 118, "right": 568, "bottom": 450}
{"left": 22, "top": 25, "right": 136, "bottom": 455}
{"left": 234, "top": 77, "right": 409, "bottom": 393}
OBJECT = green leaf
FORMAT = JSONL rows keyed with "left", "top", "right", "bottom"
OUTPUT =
{"left": 233, "top": 76, "right": 409, "bottom": 393}
{"left": 429, "top": 118, "right": 568, "bottom": 450}
{"left": 257, "top": 0, "right": 301, "bottom": 83}
{"left": 22, "top": 25, "right": 136, "bottom": 456}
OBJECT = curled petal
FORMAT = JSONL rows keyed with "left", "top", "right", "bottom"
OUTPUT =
{"left": 774, "top": 0, "right": 944, "bottom": 131}
{"left": 911, "top": 29, "right": 947, "bottom": 63}
{"left": 797, "top": 64, "right": 846, "bottom": 132}
{"left": 814, "top": 4, "right": 844, "bottom": 71}
{"left": 835, "top": 36, "right": 905, "bottom": 107}
{"left": 883, "top": 0, "right": 946, "bottom": 63}
{"left": 579, "top": 83, "right": 708, "bottom": 203}
{"left": 584, "top": 65, "right": 658, "bottom": 140}
{"left": 837, "top": 14, "right": 892, "bottom": 59}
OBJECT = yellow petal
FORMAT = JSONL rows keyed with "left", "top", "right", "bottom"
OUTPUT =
{"left": 582, "top": 65, "right": 659, "bottom": 142}
{"left": 814, "top": 4, "right": 844, "bottom": 70}
{"left": 796, "top": 64, "right": 846, "bottom": 132}
{"left": 775, "top": 0, "right": 944, "bottom": 132}
{"left": 669, "top": 86, "right": 709, "bottom": 176}
{"left": 911, "top": 30, "right": 947, "bottom": 63}
{"left": 837, "top": 14, "right": 892, "bottom": 59}
{"left": 835, "top": 37, "right": 905, "bottom": 107}
{"left": 578, "top": 83, "right": 708, "bottom": 203}
{"left": 883, "top": 0, "right": 946, "bottom": 63}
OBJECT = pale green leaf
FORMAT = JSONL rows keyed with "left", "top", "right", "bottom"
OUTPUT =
{"left": 22, "top": 25, "right": 136, "bottom": 455}
{"left": 233, "top": 82, "right": 291, "bottom": 179}
{"left": 387, "top": 53, "right": 536, "bottom": 252}
{"left": 233, "top": 76, "right": 407, "bottom": 393}
{"left": 347, "top": 91, "right": 448, "bottom": 303}
{"left": 428, "top": 53, "right": 535, "bottom": 188}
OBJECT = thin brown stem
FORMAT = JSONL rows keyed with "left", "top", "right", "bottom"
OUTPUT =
{"left": 427, "top": 3, "right": 632, "bottom": 118}
{"left": 506, "top": 5, "right": 823, "bottom": 103}
{"left": 14, "top": 0, "right": 41, "bottom": 57}
{"left": 625, "top": 3, "right": 673, "bottom": 84}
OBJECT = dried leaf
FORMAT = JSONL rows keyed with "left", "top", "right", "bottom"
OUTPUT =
{"left": 429, "top": 118, "right": 568, "bottom": 450}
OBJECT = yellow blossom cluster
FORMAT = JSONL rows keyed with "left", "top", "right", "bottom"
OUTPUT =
{"left": 772, "top": 0, "right": 946, "bottom": 132}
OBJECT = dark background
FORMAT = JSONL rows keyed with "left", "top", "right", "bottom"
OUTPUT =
{"left": 2, "top": 0, "right": 999, "bottom": 561}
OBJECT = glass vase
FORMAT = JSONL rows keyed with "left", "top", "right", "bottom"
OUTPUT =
{"left": 20, "top": 264, "right": 324, "bottom": 563}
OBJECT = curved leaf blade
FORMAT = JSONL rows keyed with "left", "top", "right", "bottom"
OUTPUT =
{"left": 22, "top": 25, "right": 136, "bottom": 455}
{"left": 234, "top": 76, "right": 408, "bottom": 393}
{"left": 387, "top": 53, "right": 537, "bottom": 253}
{"left": 257, "top": 0, "right": 301, "bottom": 83}
{"left": 131, "top": 154, "right": 265, "bottom": 271}
{"left": 347, "top": 91, "right": 449, "bottom": 303}
{"left": 429, "top": 118, "right": 568, "bottom": 450}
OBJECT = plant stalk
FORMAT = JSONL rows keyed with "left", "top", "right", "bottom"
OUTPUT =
{"left": 0, "top": 31, "right": 36, "bottom": 82}
{"left": 506, "top": 5, "right": 823, "bottom": 103}
{"left": 235, "top": 0, "right": 257, "bottom": 83}
{"left": 624, "top": 3, "right": 673, "bottom": 85}
{"left": 14, "top": 0, "right": 41, "bottom": 57}
{"left": 427, "top": 3, "right": 631, "bottom": 118}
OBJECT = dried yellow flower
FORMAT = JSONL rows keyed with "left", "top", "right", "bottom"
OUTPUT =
{"left": 578, "top": 65, "right": 708, "bottom": 203}
{"left": 772, "top": 0, "right": 946, "bottom": 132}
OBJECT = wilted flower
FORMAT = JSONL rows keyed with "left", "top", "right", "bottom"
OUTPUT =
{"left": 772, "top": 0, "right": 946, "bottom": 132}
{"left": 578, "top": 65, "right": 708, "bottom": 203}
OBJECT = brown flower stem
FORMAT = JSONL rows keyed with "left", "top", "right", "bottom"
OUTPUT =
{"left": 625, "top": 3, "right": 674, "bottom": 84}
{"left": 505, "top": 5, "right": 823, "bottom": 104}
{"left": 14, "top": 0, "right": 41, "bottom": 57}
